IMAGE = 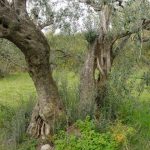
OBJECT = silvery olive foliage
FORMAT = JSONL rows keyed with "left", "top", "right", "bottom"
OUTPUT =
{"left": 54, "top": 0, "right": 150, "bottom": 36}
{"left": 0, "top": 39, "right": 26, "bottom": 75}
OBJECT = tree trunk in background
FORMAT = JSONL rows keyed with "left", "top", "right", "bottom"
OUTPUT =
{"left": 0, "top": 3, "right": 64, "bottom": 138}
{"left": 80, "top": 5, "right": 113, "bottom": 114}
{"left": 79, "top": 42, "right": 97, "bottom": 118}
{"left": 95, "top": 36, "right": 113, "bottom": 107}
{"left": 80, "top": 37, "right": 113, "bottom": 112}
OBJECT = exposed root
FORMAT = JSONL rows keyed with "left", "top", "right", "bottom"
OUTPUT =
{"left": 27, "top": 102, "right": 65, "bottom": 139}
{"left": 27, "top": 115, "right": 50, "bottom": 139}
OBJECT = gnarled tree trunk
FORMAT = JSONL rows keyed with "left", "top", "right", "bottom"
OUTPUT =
{"left": 0, "top": 1, "right": 64, "bottom": 138}
{"left": 80, "top": 36, "right": 113, "bottom": 112}
{"left": 79, "top": 2, "right": 134, "bottom": 115}
{"left": 79, "top": 0, "right": 150, "bottom": 119}
{"left": 95, "top": 34, "right": 113, "bottom": 106}
{"left": 79, "top": 4, "right": 113, "bottom": 114}
{"left": 79, "top": 42, "right": 97, "bottom": 118}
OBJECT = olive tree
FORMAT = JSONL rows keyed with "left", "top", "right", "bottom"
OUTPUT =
{"left": 76, "top": 0, "right": 150, "bottom": 115}
{"left": 0, "top": 0, "right": 64, "bottom": 138}
{"left": 52, "top": 0, "right": 150, "bottom": 117}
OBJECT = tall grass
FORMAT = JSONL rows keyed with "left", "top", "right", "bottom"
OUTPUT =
{"left": 101, "top": 65, "right": 150, "bottom": 149}
{"left": 0, "top": 70, "right": 149, "bottom": 150}
{"left": 0, "top": 73, "right": 36, "bottom": 150}
{"left": 54, "top": 70, "right": 80, "bottom": 123}
{"left": 0, "top": 95, "right": 36, "bottom": 150}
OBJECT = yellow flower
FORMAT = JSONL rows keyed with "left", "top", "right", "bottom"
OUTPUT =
{"left": 115, "top": 134, "right": 125, "bottom": 143}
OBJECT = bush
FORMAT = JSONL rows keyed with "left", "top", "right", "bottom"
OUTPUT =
{"left": 110, "top": 121, "right": 136, "bottom": 147}
{"left": 0, "top": 69, "right": 5, "bottom": 78}
{"left": 84, "top": 30, "right": 98, "bottom": 44}
{"left": 17, "top": 136, "right": 37, "bottom": 150}
{"left": 54, "top": 116, "right": 118, "bottom": 150}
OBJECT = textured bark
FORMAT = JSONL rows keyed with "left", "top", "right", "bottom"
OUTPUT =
{"left": 95, "top": 34, "right": 114, "bottom": 106}
{"left": 80, "top": 38, "right": 113, "bottom": 117}
{"left": 0, "top": 1, "right": 64, "bottom": 138}
{"left": 79, "top": 1, "right": 150, "bottom": 117}
{"left": 80, "top": 5, "right": 113, "bottom": 111}
{"left": 79, "top": 42, "right": 97, "bottom": 118}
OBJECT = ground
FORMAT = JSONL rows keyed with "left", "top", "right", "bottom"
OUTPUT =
{"left": 0, "top": 72, "right": 149, "bottom": 150}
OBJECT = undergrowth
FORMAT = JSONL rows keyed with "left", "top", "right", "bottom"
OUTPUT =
{"left": 54, "top": 116, "right": 119, "bottom": 150}
{"left": 0, "top": 71, "right": 149, "bottom": 150}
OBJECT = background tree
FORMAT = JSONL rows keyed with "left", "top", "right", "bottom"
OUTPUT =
{"left": 76, "top": 0, "right": 150, "bottom": 116}
{"left": 0, "top": 39, "right": 26, "bottom": 77}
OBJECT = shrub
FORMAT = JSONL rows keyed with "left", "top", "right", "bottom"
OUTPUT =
{"left": 0, "top": 68, "right": 5, "bottom": 78}
{"left": 110, "top": 121, "right": 136, "bottom": 147}
{"left": 84, "top": 30, "right": 98, "bottom": 44}
{"left": 17, "top": 136, "right": 37, "bottom": 150}
{"left": 54, "top": 116, "right": 118, "bottom": 150}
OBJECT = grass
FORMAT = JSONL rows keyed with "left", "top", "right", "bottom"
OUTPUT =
{"left": 0, "top": 72, "right": 149, "bottom": 149}
{"left": 0, "top": 73, "right": 36, "bottom": 108}
{"left": 129, "top": 90, "right": 150, "bottom": 149}
{"left": 0, "top": 73, "right": 36, "bottom": 150}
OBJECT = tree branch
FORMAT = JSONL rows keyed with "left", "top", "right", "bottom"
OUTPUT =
{"left": 114, "top": 19, "right": 150, "bottom": 40}
{"left": 52, "top": 49, "right": 72, "bottom": 58}
{"left": 112, "top": 35, "right": 130, "bottom": 60}
{"left": 13, "top": 0, "right": 27, "bottom": 18}
{"left": 38, "top": 19, "right": 54, "bottom": 30}
{"left": 0, "top": 0, "right": 9, "bottom": 7}
{"left": 79, "top": 0, "right": 102, "bottom": 11}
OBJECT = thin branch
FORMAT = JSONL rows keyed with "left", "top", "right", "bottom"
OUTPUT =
{"left": 0, "top": 0, "right": 10, "bottom": 7}
{"left": 114, "top": 19, "right": 150, "bottom": 40}
{"left": 52, "top": 49, "right": 83, "bottom": 61}
{"left": 112, "top": 35, "right": 130, "bottom": 59}
{"left": 38, "top": 19, "right": 54, "bottom": 30}
{"left": 141, "top": 37, "right": 150, "bottom": 43}
{"left": 52, "top": 49, "right": 72, "bottom": 58}
{"left": 79, "top": 0, "right": 102, "bottom": 11}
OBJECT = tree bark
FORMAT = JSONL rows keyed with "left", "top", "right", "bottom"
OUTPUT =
{"left": 79, "top": 4, "right": 113, "bottom": 114}
{"left": 0, "top": 3, "right": 64, "bottom": 138}
{"left": 79, "top": 0, "right": 150, "bottom": 118}
{"left": 95, "top": 35, "right": 113, "bottom": 107}
{"left": 80, "top": 37, "right": 113, "bottom": 109}
{"left": 79, "top": 42, "right": 97, "bottom": 118}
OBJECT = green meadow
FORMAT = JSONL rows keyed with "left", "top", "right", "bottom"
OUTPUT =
{"left": 0, "top": 72, "right": 149, "bottom": 149}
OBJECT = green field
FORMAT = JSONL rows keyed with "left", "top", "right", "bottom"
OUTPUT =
{"left": 0, "top": 73, "right": 36, "bottom": 150}
{"left": 0, "top": 73, "right": 36, "bottom": 108}
{"left": 0, "top": 73, "right": 150, "bottom": 150}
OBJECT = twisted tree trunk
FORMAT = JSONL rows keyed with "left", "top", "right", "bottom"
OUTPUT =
{"left": 79, "top": 42, "right": 97, "bottom": 118}
{"left": 0, "top": 1, "right": 64, "bottom": 138}
{"left": 80, "top": 36, "right": 113, "bottom": 111}
{"left": 79, "top": 5, "right": 113, "bottom": 115}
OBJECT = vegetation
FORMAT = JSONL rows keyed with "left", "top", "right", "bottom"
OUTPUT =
{"left": 0, "top": 67, "right": 149, "bottom": 149}
{"left": 0, "top": 0, "right": 150, "bottom": 150}
{"left": 54, "top": 116, "right": 118, "bottom": 150}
